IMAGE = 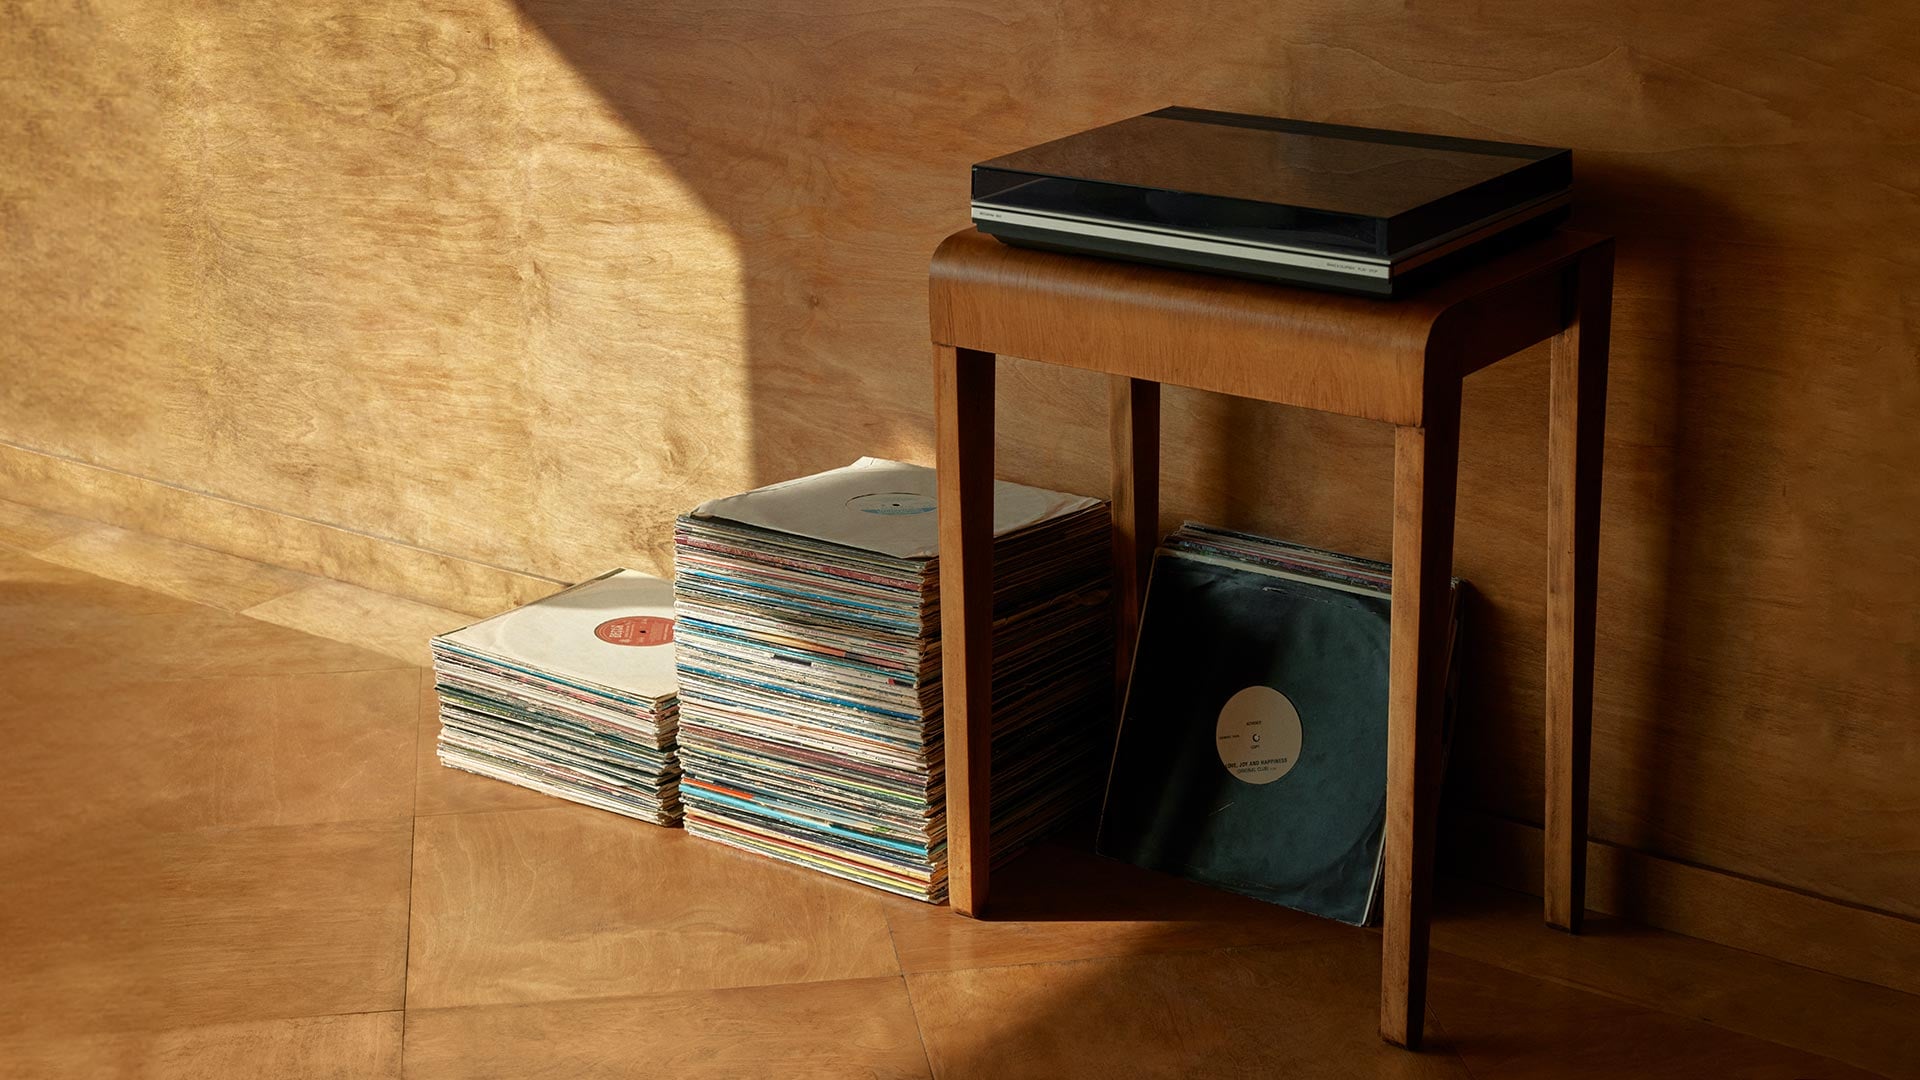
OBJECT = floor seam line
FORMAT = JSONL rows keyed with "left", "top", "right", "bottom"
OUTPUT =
{"left": 1421, "top": 1007, "right": 1479, "bottom": 1079}
{"left": 406, "top": 973, "right": 919, "bottom": 1018}
{"left": 400, "top": 666, "right": 426, "bottom": 1074}
{"left": 884, "top": 920, "right": 938, "bottom": 1079}
{"left": 897, "top": 972, "right": 939, "bottom": 1080}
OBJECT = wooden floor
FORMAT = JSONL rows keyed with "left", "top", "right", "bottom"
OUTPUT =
{"left": 1, "top": 497, "right": 1913, "bottom": 1079}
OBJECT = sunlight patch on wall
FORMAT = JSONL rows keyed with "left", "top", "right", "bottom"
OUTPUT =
{"left": 513, "top": 26, "right": 751, "bottom": 580}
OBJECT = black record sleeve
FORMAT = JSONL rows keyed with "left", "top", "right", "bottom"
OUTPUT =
{"left": 1096, "top": 551, "right": 1391, "bottom": 925}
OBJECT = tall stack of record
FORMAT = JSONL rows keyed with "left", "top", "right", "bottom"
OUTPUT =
{"left": 672, "top": 457, "right": 1111, "bottom": 902}
{"left": 432, "top": 569, "right": 683, "bottom": 826}
{"left": 1097, "top": 524, "right": 1463, "bottom": 926}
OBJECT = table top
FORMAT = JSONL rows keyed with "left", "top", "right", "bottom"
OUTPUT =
{"left": 930, "top": 227, "right": 1610, "bottom": 426}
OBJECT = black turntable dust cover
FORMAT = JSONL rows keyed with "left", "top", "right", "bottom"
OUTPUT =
{"left": 1096, "top": 549, "right": 1393, "bottom": 925}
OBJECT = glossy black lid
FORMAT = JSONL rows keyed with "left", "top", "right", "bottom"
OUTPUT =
{"left": 977, "top": 107, "right": 1567, "bottom": 220}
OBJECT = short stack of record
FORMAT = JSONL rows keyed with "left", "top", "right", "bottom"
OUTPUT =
{"left": 1097, "top": 524, "right": 1462, "bottom": 926}
{"left": 671, "top": 457, "right": 1111, "bottom": 902}
{"left": 431, "top": 569, "right": 684, "bottom": 825}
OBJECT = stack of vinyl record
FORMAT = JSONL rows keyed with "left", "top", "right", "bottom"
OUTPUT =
{"left": 672, "top": 457, "right": 1111, "bottom": 902}
{"left": 432, "top": 569, "right": 683, "bottom": 825}
{"left": 1097, "top": 524, "right": 1462, "bottom": 925}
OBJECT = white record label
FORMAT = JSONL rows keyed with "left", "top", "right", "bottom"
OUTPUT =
{"left": 1214, "top": 686, "right": 1303, "bottom": 785}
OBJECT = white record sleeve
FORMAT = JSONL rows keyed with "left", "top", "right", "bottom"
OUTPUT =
{"left": 688, "top": 457, "right": 1100, "bottom": 560}
{"left": 437, "top": 569, "right": 679, "bottom": 699}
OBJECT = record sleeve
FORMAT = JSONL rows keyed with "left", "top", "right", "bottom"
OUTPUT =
{"left": 688, "top": 457, "right": 1100, "bottom": 560}
{"left": 1097, "top": 549, "right": 1393, "bottom": 925}
{"left": 438, "top": 569, "right": 678, "bottom": 700}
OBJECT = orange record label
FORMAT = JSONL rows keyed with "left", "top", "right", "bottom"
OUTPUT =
{"left": 593, "top": 615, "right": 675, "bottom": 647}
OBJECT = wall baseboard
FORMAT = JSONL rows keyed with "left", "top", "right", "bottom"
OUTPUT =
{"left": 1443, "top": 807, "right": 1920, "bottom": 998}
{"left": 0, "top": 442, "right": 562, "bottom": 617}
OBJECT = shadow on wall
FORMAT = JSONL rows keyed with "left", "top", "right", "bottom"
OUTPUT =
{"left": 511, "top": 0, "right": 1763, "bottom": 895}
{"left": 503, "top": 0, "right": 1791, "bottom": 892}
{"left": 506, "top": 0, "right": 1889, "bottom": 1046}
{"left": 507, "top": 0, "right": 948, "bottom": 489}
{"left": 1439, "top": 162, "right": 1766, "bottom": 924}
{"left": 505, "top": 0, "right": 1299, "bottom": 502}
{"left": 1565, "top": 167, "right": 1778, "bottom": 903}
{"left": 1172, "top": 162, "right": 1749, "bottom": 926}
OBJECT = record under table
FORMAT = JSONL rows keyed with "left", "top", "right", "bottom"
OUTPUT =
{"left": 927, "top": 226, "right": 1614, "bottom": 1050}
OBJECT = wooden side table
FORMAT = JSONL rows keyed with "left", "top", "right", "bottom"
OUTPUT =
{"left": 928, "top": 227, "right": 1613, "bottom": 1049}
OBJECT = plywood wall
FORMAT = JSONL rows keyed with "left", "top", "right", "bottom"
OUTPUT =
{"left": 5, "top": 0, "right": 1917, "bottom": 957}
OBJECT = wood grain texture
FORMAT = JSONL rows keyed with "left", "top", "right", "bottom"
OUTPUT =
{"left": 0, "top": 445, "right": 562, "bottom": 617}
{"left": 0, "top": 817, "right": 413, "bottom": 1039}
{"left": 239, "top": 579, "right": 473, "bottom": 666}
{"left": 907, "top": 937, "right": 1472, "bottom": 1079}
{"left": 5, "top": 665, "right": 419, "bottom": 838}
{"left": 885, "top": 842, "right": 1344, "bottom": 975}
{"left": 1382, "top": 410, "right": 1462, "bottom": 1049}
{"left": 4, "top": 0, "right": 1919, "bottom": 970}
{"left": 0, "top": 552, "right": 418, "bottom": 1044}
{"left": 32, "top": 522, "right": 320, "bottom": 612}
{"left": 4, "top": 548, "right": 1915, "bottom": 1077}
{"left": 405, "top": 978, "right": 931, "bottom": 1080}
{"left": 0, "top": 548, "right": 409, "bottom": 697}
{"left": 1108, "top": 377, "right": 1159, "bottom": 717}
{"left": 908, "top": 935, "right": 1885, "bottom": 1080}
{"left": 933, "top": 344, "right": 997, "bottom": 916}
{"left": 1431, "top": 882, "right": 1920, "bottom": 1080}
{"left": 0, "top": 498, "right": 100, "bottom": 553}
{"left": 931, "top": 228, "right": 1609, "bottom": 425}
{"left": 405, "top": 804, "right": 908, "bottom": 1010}
{"left": 1544, "top": 249, "right": 1613, "bottom": 932}
{"left": 0, "top": 1013, "right": 405, "bottom": 1080}
{"left": 1426, "top": 950, "right": 1885, "bottom": 1080}
{"left": 932, "top": 229, "right": 1435, "bottom": 424}
{"left": 1442, "top": 807, "right": 1920, "bottom": 999}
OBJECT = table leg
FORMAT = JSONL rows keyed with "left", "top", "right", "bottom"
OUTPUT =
{"left": 1382, "top": 400, "right": 1460, "bottom": 1050}
{"left": 1545, "top": 246, "right": 1614, "bottom": 933}
{"left": 935, "top": 344, "right": 997, "bottom": 917}
{"left": 1109, "top": 377, "right": 1160, "bottom": 716}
